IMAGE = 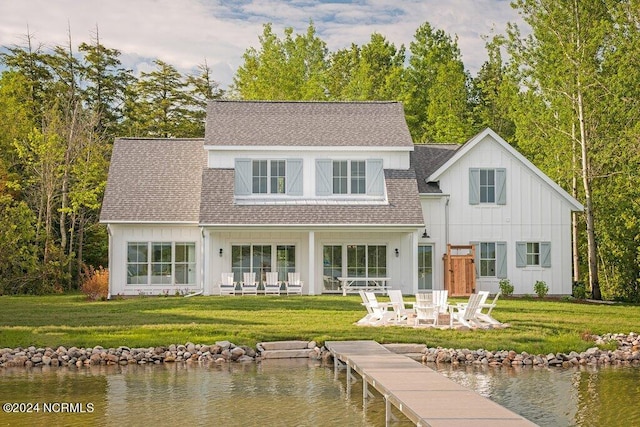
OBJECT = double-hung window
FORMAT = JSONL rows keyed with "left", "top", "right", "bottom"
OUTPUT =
{"left": 332, "top": 160, "right": 366, "bottom": 195}
{"left": 473, "top": 241, "right": 507, "bottom": 279}
{"left": 252, "top": 160, "right": 286, "bottom": 194}
{"left": 469, "top": 168, "right": 506, "bottom": 205}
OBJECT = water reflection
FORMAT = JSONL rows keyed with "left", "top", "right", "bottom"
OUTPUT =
{"left": 432, "top": 363, "right": 640, "bottom": 427}
{"left": 0, "top": 360, "right": 637, "bottom": 426}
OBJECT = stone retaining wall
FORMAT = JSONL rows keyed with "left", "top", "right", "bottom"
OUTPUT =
{"left": 1, "top": 333, "right": 637, "bottom": 369}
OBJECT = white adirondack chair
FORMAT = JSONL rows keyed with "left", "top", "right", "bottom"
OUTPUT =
{"left": 477, "top": 292, "right": 502, "bottom": 325}
{"left": 241, "top": 272, "right": 258, "bottom": 295}
{"left": 432, "top": 290, "right": 449, "bottom": 315}
{"left": 264, "top": 272, "right": 281, "bottom": 295}
{"left": 414, "top": 292, "right": 438, "bottom": 326}
{"left": 286, "top": 272, "right": 303, "bottom": 295}
{"left": 388, "top": 290, "right": 413, "bottom": 322}
{"left": 450, "top": 293, "right": 485, "bottom": 328}
{"left": 218, "top": 273, "right": 236, "bottom": 296}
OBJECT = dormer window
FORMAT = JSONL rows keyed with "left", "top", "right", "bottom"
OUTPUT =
{"left": 332, "top": 160, "right": 366, "bottom": 195}
{"left": 252, "top": 160, "right": 286, "bottom": 194}
{"left": 316, "top": 159, "right": 384, "bottom": 197}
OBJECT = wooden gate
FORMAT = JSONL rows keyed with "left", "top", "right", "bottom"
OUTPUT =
{"left": 443, "top": 244, "right": 476, "bottom": 296}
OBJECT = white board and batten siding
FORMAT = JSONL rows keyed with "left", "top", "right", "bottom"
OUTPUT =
{"left": 425, "top": 132, "right": 580, "bottom": 295}
{"left": 108, "top": 224, "right": 202, "bottom": 296}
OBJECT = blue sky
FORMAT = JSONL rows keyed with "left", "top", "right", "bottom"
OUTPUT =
{"left": 1, "top": 0, "right": 523, "bottom": 88}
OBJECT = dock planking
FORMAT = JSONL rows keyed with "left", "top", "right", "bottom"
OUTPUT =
{"left": 325, "top": 340, "right": 538, "bottom": 427}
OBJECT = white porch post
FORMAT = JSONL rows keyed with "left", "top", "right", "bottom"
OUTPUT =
{"left": 201, "top": 228, "right": 208, "bottom": 295}
{"left": 412, "top": 230, "right": 419, "bottom": 294}
{"left": 308, "top": 231, "right": 315, "bottom": 295}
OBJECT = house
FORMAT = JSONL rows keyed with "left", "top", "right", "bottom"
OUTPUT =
{"left": 100, "top": 100, "right": 583, "bottom": 297}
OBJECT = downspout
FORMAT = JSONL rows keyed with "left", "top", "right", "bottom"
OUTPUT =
{"left": 445, "top": 196, "right": 450, "bottom": 246}
{"left": 107, "top": 224, "right": 112, "bottom": 300}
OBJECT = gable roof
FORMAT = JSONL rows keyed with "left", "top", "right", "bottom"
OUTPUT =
{"left": 199, "top": 169, "right": 424, "bottom": 227}
{"left": 205, "top": 100, "right": 414, "bottom": 149}
{"left": 427, "top": 128, "right": 584, "bottom": 211}
{"left": 411, "top": 144, "right": 460, "bottom": 193}
{"left": 100, "top": 138, "right": 206, "bottom": 223}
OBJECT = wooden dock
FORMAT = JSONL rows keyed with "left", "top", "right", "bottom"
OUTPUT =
{"left": 325, "top": 340, "right": 537, "bottom": 426}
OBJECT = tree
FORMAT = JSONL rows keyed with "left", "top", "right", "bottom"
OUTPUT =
{"left": 507, "top": 0, "right": 628, "bottom": 300}
{"left": 327, "top": 33, "right": 405, "bottom": 100}
{"left": 402, "top": 22, "right": 473, "bottom": 143}
{"left": 232, "top": 22, "right": 329, "bottom": 100}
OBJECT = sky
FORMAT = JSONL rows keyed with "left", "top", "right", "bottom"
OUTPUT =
{"left": 0, "top": 0, "right": 524, "bottom": 89}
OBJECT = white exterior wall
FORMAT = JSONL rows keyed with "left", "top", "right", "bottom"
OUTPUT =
{"left": 208, "top": 148, "right": 410, "bottom": 199}
{"left": 424, "top": 135, "right": 575, "bottom": 295}
{"left": 108, "top": 224, "right": 203, "bottom": 297}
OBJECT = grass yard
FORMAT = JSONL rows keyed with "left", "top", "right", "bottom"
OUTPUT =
{"left": 0, "top": 294, "right": 638, "bottom": 355}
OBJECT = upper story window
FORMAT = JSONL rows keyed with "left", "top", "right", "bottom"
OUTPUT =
{"left": 469, "top": 168, "right": 506, "bottom": 205}
{"left": 332, "top": 160, "right": 366, "bottom": 195}
{"left": 252, "top": 160, "right": 286, "bottom": 194}
{"left": 235, "top": 158, "right": 302, "bottom": 197}
{"left": 317, "top": 159, "right": 384, "bottom": 197}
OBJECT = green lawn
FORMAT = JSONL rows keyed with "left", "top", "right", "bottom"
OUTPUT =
{"left": 0, "top": 294, "right": 637, "bottom": 355}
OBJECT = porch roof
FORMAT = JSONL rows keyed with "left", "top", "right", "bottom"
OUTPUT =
{"left": 199, "top": 169, "right": 424, "bottom": 226}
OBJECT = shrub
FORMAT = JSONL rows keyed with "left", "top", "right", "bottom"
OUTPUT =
{"left": 534, "top": 280, "right": 549, "bottom": 298}
{"left": 498, "top": 278, "right": 514, "bottom": 296}
{"left": 573, "top": 281, "right": 587, "bottom": 299}
{"left": 81, "top": 266, "right": 109, "bottom": 301}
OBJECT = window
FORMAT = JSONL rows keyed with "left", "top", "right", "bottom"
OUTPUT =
{"left": 323, "top": 245, "right": 342, "bottom": 291}
{"left": 479, "top": 242, "right": 496, "bottom": 277}
{"left": 351, "top": 161, "right": 366, "bottom": 194}
{"left": 270, "top": 160, "right": 286, "bottom": 194}
{"left": 316, "top": 159, "right": 384, "bottom": 197}
{"left": 469, "top": 168, "right": 506, "bottom": 205}
{"left": 231, "top": 244, "right": 294, "bottom": 285}
{"left": 236, "top": 159, "right": 302, "bottom": 197}
{"left": 127, "top": 242, "right": 196, "bottom": 285}
{"left": 333, "top": 161, "right": 348, "bottom": 194}
{"left": 475, "top": 241, "right": 507, "bottom": 278}
{"left": 480, "top": 169, "right": 495, "bottom": 203}
{"left": 418, "top": 245, "right": 433, "bottom": 290}
{"left": 323, "top": 244, "right": 387, "bottom": 291}
{"left": 516, "top": 241, "right": 551, "bottom": 268}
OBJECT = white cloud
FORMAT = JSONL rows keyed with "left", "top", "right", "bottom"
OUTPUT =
{"left": 0, "top": 0, "right": 524, "bottom": 88}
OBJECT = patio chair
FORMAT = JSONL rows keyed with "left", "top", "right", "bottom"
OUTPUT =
{"left": 285, "top": 272, "right": 303, "bottom": 295}
{"left": 477, "top": 291, "right": 502, "bottom": 325}
{"left": 450, "top": 293, "right": 485, "bottom": 328}
{"left": 432, "top": 290, "right": 449, "bottom": 315}
{"left": 218, "top": 272, "right": 236, "bottom": 296}
{"left": 357, "top": 291, "right": 395, "bottom": 326}
{"left": 414, "top": 292, "right": 438, "bottom": 326}
{"left": 388, "top": 290, "right": 414, "bottom": 322}
{"left": 264, "top": 272, "right": 282, "bottom": 295}
{"left": 240, "top": 272, "right": 258, "bottom": 295}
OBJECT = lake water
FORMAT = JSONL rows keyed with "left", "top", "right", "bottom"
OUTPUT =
{"left": 0, "top": 359, "right": 638, "bottom": 426}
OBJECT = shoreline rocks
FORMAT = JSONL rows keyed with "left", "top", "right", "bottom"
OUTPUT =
{"left": 1, "top": 333, "right": 638, "bottom": 369}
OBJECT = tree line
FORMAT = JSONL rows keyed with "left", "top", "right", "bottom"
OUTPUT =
{"left": 1, "top": 0, "right": 638, "bottom": 300}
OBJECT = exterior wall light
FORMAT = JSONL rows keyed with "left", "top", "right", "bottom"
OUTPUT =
{"left": 219, "top": 248, "right": 223, "bottom": 257}
{"left": 395, "top": 248, "right": 399, "bottom": 257}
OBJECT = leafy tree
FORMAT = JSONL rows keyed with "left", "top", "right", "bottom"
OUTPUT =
{"left": 402, "top": 22, "right": 473, "bottom": 143}
{"left": 232, "top": 22, "right": 329, "bottom": 100}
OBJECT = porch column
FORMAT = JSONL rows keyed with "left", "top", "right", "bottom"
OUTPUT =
{"left": 201, "top": 228, "right": 208, "bottom": 295}
{"left": 308, "top": 231, "right": 315, "bottom": 295}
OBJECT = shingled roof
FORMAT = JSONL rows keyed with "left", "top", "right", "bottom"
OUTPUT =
{"left": 100, "top": 138, "right": 205, "bottom": 223}
{"left": 199, "top": 169, "right": 424, "bottom": 226}
{"left": 205, "top": 100, "right": 414, "bottom": 148}
{"left": 411, "top": 144, "right": 460, "bottom": 193}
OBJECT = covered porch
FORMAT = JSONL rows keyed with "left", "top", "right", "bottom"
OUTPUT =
{"left": 203, "top": 226, "right": 422, "bottom": 295}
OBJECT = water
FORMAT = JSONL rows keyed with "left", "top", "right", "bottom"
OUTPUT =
{"left": 0, "top": 359, "right": 638, "bottom": 426}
